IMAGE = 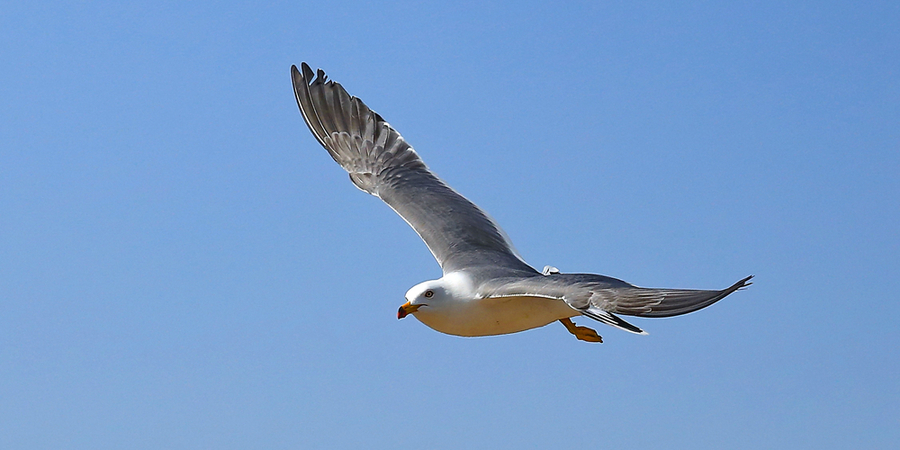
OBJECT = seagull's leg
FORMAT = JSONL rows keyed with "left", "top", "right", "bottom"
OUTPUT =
{"left": 559, "top": 318, "right": 603, "bottom": 343}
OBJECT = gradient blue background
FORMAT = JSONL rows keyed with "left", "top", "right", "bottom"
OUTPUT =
{"left": 2, "top": 1, "right": 898, "bottom": 448}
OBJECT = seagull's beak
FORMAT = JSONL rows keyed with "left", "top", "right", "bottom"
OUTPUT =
{"left": 397, "top": 301, "right": 423, "bottom": 319}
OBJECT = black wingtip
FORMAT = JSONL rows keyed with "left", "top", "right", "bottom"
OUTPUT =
{"left": 316, "top": 68, "right": 327, "bottom": 82}
{"left": 291, "top": 62, "right": 320, "bottom": 85}
{"left": 709, "top": 275, "right": 754, "bottom": 301}
{"left": 735, "top": 275, "right": 754, "bottom": 290}
{"left": 290, "top": 64, "right": 307, "bottom": 88}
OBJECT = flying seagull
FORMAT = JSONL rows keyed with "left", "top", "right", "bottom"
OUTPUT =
{"left": 291, "top": 63, "right": 751, "bottom": 343}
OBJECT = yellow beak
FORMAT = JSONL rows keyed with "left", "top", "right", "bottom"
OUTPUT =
{"left": 397, "top": 301, "right": 423, "bottom": 319}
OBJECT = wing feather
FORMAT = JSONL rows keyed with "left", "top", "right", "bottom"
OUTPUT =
{"left": 597, "top": 275, "right": 753, "bottom": 317}
{"left": 291, "top": 64, "right": 534, "bottom": 275}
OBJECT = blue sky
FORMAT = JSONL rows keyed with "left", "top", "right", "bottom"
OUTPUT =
{"left": 2, "top": 1, "right": 898, "bottom": 448}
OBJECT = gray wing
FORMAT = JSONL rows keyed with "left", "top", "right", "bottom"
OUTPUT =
{"left": 291, "top": 63, "right": 535, "bottom": 275}
{"left": 480, "top": 274, "right": 753, "bottom": 334}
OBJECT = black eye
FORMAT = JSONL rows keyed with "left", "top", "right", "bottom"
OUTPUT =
{"left": 424, "top": 290, "right": 434, "bottom": 298}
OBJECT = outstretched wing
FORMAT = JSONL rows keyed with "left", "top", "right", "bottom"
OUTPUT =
{"left": 588, "top": 275, "right": 754, "bottom": 318}
{"left": 480, "top": 274, "right": 753, "bottom": 334}
{"left": 291, "top": 63, "right": 534, "bottom": 275}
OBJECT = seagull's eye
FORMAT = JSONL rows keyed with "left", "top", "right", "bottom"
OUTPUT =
{"left": 424, "top": 290, "right": 434, "bottom": 298}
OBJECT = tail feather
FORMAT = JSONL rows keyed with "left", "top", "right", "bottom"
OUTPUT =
{"left": 580, "top": 309, "right": 647, "bottom": 335}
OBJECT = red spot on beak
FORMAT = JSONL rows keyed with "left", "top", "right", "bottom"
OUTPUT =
{"left": 397, "top": 301, "right": 421, "bottom": 319}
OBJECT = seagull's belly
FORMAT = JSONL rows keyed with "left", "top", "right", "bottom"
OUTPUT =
{"left": 413, "top": 296, "right": 579, "bottom": 337}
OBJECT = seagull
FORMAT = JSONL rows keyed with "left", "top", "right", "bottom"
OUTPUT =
{"left": 291, "top": 63, "right": 751, "bottom": 343}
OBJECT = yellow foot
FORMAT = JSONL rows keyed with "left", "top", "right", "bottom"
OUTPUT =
{"left": 559, "top": 318, "right": 603, "bottom": 343}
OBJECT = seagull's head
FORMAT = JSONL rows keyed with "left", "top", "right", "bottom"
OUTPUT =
{"left": 398, "top": 280, "right": 447, "bottom": 319}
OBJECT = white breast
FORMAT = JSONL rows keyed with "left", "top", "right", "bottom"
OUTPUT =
{"left": 413, "top": 295, "right": 580, "bottom": 337}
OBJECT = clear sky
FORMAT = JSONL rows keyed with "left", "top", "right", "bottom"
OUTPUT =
{"left": 2, "top": 1, "right": 898, "bottom": 449}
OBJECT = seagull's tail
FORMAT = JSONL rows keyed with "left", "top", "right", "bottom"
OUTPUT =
{"left": 580, "top": 308, "right": 648, "bottom": 335}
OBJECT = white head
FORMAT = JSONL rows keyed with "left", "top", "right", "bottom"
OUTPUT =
{"left": 397, "top": 279, "right": 446, "bottom": 319}
{"left": 397, "top": 272, "right": 476, "bottom": 319}
{"left": 397, "top": 272, "right": 473, "bottom": 319}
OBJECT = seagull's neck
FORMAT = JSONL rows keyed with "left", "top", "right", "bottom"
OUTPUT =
{"left": 439, "top": 271, "right": 476, "bottom": 301}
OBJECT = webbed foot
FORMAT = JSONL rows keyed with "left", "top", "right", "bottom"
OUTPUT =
{"left": 559, "top": 318, "right": 603, "bottom": 343}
